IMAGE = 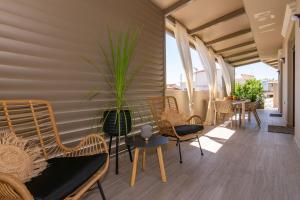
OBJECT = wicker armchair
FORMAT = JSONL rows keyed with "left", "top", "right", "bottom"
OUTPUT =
{"left": 214, "top": 100, "right": 236, "bottom": 127}
{"left": 148, "top": 96, "right": 204, "bottom": 163}
{"left": 245, "top": 101, "right": 261, "bottom": 127}
{"left": 0, "top": 100, "right": 109, "bottom": 200}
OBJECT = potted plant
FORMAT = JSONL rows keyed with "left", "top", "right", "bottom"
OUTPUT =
{"left": 234, "top": 79, "right": 264, "bottom": 107}
{"left": 84, "top": 28, "right": 142, "bottom": 174}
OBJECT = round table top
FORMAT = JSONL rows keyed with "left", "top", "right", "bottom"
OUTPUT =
{"left": 128, "top": 135, "right": 168, "bottom": 148}
{"left": 231, "top": 99, "right": 250, "bottom": 105}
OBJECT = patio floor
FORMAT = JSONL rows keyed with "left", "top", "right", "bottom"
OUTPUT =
{"left": 83, "top": 110, "right": 300, "bottom": 200}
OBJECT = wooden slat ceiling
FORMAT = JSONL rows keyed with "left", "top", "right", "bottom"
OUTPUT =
{"left": 151, "top": 0, "right": 261, "bottom": 67}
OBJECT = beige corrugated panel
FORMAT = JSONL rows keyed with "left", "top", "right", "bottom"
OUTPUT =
{"left": 0, "top": 0, "right": 165, "bottom": 147}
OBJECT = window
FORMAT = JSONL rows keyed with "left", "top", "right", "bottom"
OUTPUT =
{"left": 166, "top": 33, "right": 208, "bottom": 91}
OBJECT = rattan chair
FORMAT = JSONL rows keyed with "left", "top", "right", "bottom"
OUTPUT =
{"left": 148, "top": 96, "right": 204, "bottom": 163}
{"left": 0, "top": 100, "right": 109, "bottom": 200}
{"left": 214, "top": 100, "right": 236, "bottom": 127}
{"left": 245, "top": 101, "right": 261, "bottom": 127}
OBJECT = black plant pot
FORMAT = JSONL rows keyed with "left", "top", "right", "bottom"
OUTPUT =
{"left": 103, "top": 109, "right": 133, "bottom": 175}
{"left": 102, "top": 109, "right": 132, "bottom": 136}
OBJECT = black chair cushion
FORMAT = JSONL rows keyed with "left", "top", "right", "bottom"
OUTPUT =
{"left": 175, "top": 125, "right": 204, "bottom": 136}
{"left": 25, "top": 153, "right": 107, "bottom": 200}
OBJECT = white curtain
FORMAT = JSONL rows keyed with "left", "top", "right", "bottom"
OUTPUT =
{"left": 174, "top": 22, "right": 194, "bottom": 115}
{"left": 217, "top": 55, "right": 232, "bottom": 96}
{"left": 194, "top": 37, "right": 217, "bottom": 125}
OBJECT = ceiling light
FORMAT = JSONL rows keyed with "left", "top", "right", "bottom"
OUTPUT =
{"left": 279, "top": 57, "right": 285, "bottom": 63}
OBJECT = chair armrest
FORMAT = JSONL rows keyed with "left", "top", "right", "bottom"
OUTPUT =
{"left": 0, "top": 173, "right": 34, "bottom": 200}
{"left": 158, "top": 119, "right": 173, "bottom": 129}
{"left": 62, "top": 134, "right": 108, "bottom": 157}
{"left": 157, "top": 120, "right": 181, "bottom": 138}
{"left": 187, "top": 115, "right": 203, "bottom": 125}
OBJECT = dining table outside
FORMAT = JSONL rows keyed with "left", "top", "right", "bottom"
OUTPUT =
{"left": 231, "top": 99, "right": 250, "bottom": 128}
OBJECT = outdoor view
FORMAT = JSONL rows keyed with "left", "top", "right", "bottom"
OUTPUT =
{"left": 166, "top": 33, "right": 278, "bottom": 110}
{"left": 235, "top": 62, "right": 278, "bottom": 109}
{"left": 166, "top": 33, "right": 223, "bottom": 91}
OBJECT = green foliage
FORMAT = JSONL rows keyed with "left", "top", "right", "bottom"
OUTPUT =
{"left": 84, "top": 28, "right": 142, "bottom": 110}
{"left": 83, "top": 28, "right": 143, "bottom": 136}
{"left": 234, "top": 79, "right": 264, "bottom": 102}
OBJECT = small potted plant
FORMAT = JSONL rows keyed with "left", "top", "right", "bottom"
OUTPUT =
{"left": 84, "top": 28, "right": 143, "bottom": 174}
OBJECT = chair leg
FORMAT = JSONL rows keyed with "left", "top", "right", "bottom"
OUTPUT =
{"left": 197, "top": 136, "right": 204, "bottom": 156}
{"left": 177, "top": 139, "right": 183, "bottom": 164}
{"left": 254, "top": 111, "right": 261, "bottom": 128}
{"left": 255, "top": 110, "right": 261, "bottom": 124}
{"left": 97, "top": 181, "right": 106, "bottom": 200}
{"left": 127, "top": 144, "right": 133, "bottom": 162}
{"left": 108, "top": 135, "right": 112, "bottom": 155}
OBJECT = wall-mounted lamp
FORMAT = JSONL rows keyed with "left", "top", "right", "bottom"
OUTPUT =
{"left": 291, "top": 14, "right": 300, "bottom": 26}
{"left": 279, "top": 57, "right": 285, "bottom": 64}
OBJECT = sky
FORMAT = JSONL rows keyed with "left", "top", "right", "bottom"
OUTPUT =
{"left": 235, "top": 62, "right": 278, "bottom": 80}
{"left": 166, "top": 33, "right": 203, "bottom": 84}
{"left": 166, "top": 33, "right": 278, "bottom": 84}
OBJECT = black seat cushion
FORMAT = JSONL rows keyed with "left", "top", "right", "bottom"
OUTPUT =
{"left": 25, "top": 153, "right": 107, "bottom": 200}
{"left": 175, "top": 125, "right": 204, "bottom": 136}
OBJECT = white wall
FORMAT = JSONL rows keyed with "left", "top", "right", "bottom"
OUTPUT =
{"left": 166, "top": 89, "right": 209, "bottom": 119}
{"left": 281, "top": 19, "right": 295, "bottom": 126}
{"left": 282, "top": 40, "right": 289, "bottom": 122}
{"left": 294, "top": 0, "right": 300, "bottom": 146}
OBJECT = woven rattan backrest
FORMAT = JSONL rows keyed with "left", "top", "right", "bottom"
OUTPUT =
{"left": 0, "top": 100, "right": 63, "bottom": 159}
{"left": 148, "top": 96, "right": 179, "bottom": 124}
{"left": 214, "top": 100, "right": 233, "bottom": 114}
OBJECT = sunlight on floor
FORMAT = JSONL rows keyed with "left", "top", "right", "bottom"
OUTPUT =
{"left": 190, "top": 137, "right": 223, "bottom": 153}
{"left": 205, "top": 126, "right": 236, "bottom": 140}
{"left": 190, "top": 126, "right": 236, "bottom": 153}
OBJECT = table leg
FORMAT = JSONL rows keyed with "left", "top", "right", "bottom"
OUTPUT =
{"left": 241, "top": 102, "right": 245, "bottom": 128}
{"left": 214, "top": 110, "right": 217, "bottom": 125}
{"left": 156, "top": 146, "right": 167, "bottom": 182}
{"left": 248, "top": 111, "right": 251, "bottom": 122}
{"left": 130, "top": 148, "right": 139, "bottom": 187}
{"left": 115, "top": 136, "right": 119, "bottom": 175}
{"left": 142, "top": 148, "right": 146, "bottom": 171}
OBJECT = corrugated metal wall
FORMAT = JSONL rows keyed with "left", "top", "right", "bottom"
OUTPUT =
{"left": 0, "top": 0, "right": 165, "bottom": 147}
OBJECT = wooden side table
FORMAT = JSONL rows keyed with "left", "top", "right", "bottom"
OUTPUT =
{"left": 130, "top": 135, "right": 168, "bottom": 186}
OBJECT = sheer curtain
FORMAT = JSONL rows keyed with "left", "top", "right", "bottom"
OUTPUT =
{"left": 217, "top": 55, "right": 232, "bottom": 96}
{"left": 194, "top": 37, "right": 217, "bottom": 125}
{"left": 174, "top": 21, "right": 194, "bottom": 115}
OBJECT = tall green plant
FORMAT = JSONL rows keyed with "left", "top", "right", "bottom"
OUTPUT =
{"left": 234, "top": 79, "right": 264, "bottom": 102}
{"left": 83, "top": 28, "right": 143, "bottom": 135}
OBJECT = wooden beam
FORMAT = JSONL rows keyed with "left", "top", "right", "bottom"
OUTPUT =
{"left": 224, "top": 48, "right": 257, "bottom": 59}
{"left": 231, "top": 55, "right": 259, "bottom": 64}
{"left": 268, "top": 61, "right": 278, "bottom": 65}
{"left": 233, "top": 59, "right": 260, "bottom": 67}
{"left": 266, "top": 60, "right": 278, "bottom": 64}
{"left": 206, "top": 28, "right": 251, "bottom": 45}
{"left": 164, "top": 0, "right": 195, "bottom": 16}
{"left": 189, "top": 7, "right": 245, "bottom": 35}
{"left": 166, "top": 15, "right": 176, "bottom": 25}
{"left": 230, "top": 55, "right": 260, "bottom": 64}
{"left": 215, "top": 40, "right": 255, "bottom": 54}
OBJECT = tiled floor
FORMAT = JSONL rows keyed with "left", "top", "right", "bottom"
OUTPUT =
{"left": 84, "top": 110, "right": 300, "bottom": 200}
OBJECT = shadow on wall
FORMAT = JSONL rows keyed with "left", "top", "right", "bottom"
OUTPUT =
{"left": 165, "top": 89, "right": 209, "bottom": 119}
